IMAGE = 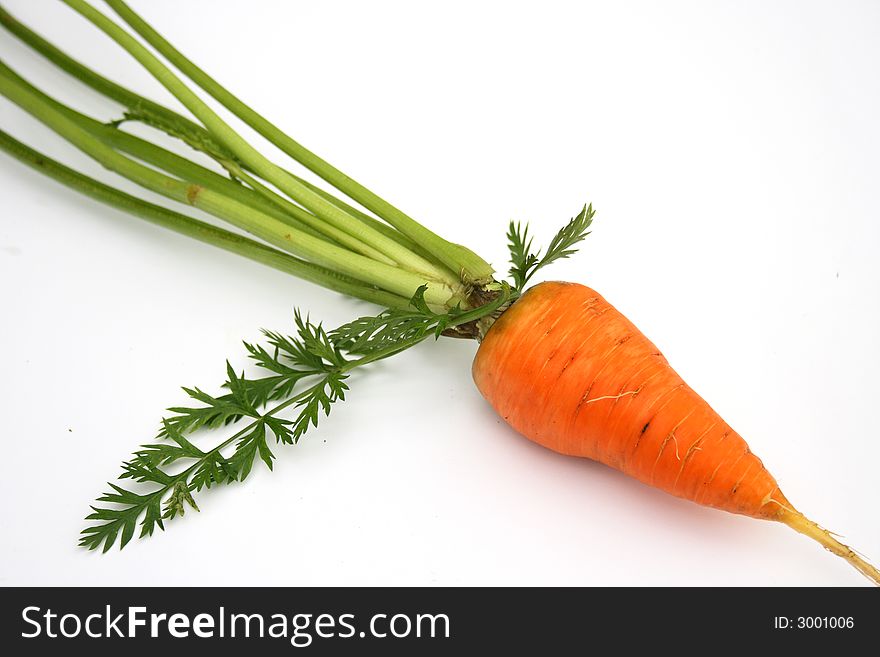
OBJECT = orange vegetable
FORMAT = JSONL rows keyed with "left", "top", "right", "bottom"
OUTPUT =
{"left": 473, "top": 281, "right": 880, "bottom": 584}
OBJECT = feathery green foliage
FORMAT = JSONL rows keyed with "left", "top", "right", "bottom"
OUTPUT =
{"left": 507, "top": 204, "right": 595, "bottom": 292}
{"left": 109, "top": 105, "right": 241, "bottom": 166}
{"left": 80, "top": 286, "right": 510, "bottom": 551}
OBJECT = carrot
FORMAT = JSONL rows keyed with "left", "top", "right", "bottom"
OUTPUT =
{"left": 2, "top": 3, "right": 874, "bottom": 585}
{"left": 473, "top": 281, "right": 880, "bottom": 584}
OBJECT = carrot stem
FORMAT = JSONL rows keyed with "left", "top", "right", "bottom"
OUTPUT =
{"left": 0, "top": 57, "right": 335, "bottom": 246}
{"left": 102, "top": 0, "right": 494, "bottom": 283}
{"left": 0, "top": 3, "right": 208, "bottom": 152}
{"left": 0, "top": 5, "right": 416, "bottom": 245}
{"left": 0, "top": 2, "right": 457, "bottom": 274}
{"left": 0, "top": 67, "right": 460, "bottom": 306}
{"left": 0, "top": 128, "right": 412, "bottom": 309}
{"left": 60, "top": 0, "right": 455, "bottom": 285}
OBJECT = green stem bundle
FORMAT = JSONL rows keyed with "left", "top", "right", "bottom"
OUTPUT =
{"left": 102, "top": 0, "right": 494, "bottom": 283}
{"left": 0, "top": 129, "right": 409, "bottom": 308}
{"left": 62, "top": 0, "right": 455, "bottom": 284}
{"left": 1, "top": 0, "right": 481, "bottom": 297}
{"left": 0, "top": 68, "right": 459, "bottom": 305}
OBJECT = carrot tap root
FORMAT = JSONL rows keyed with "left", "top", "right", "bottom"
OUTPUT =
{"left": 779, "top": 509, "right": 880, "bottom": 586}
{"left": 473, "top": 281, "right": 880, "bottom": 585}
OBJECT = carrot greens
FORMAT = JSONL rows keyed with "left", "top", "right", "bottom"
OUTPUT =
{"left": 507, "top": 204, "right": 595, "bottom": 293}
{"left": 0, "top": 1, "right": 540, "bottom": 550}
{"left": 80, "top": 286, "right": 510, "bottom": 552}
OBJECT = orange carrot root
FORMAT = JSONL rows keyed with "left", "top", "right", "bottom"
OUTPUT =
{"left": 473, "top": 281, "right": 879, "bottom": 585}
{"left": 780, "top": 510, "right": 880, "bottom": 585}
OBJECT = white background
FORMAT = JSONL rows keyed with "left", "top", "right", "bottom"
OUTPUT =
{"left": 2, "top": 0, "right": 879, "bottom": 586}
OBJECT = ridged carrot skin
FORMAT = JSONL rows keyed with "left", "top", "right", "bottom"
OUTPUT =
{"left": 473, "top": 281, "right": 879, "bottom": 584}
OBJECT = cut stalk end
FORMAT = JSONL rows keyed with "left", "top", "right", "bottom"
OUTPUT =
{"left": 780, "top": 509, "right": 880, "bottom": 586}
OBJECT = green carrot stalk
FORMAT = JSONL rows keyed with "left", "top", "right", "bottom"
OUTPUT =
{"left": 0, "top": 2, "right": 436, "bottom": 264}
{"left": 0, "top": 59, "right": 331, "bottom": 245}
{"left": 103, "top": 0, "right": 495, "bottom": 283}
{"left": 0, "top": 68, "right": 461, "bottom": 306}
{"left": 0, "top": 128, "right": 411, "bottom": 309}
{"left": 61, "top": 0, "right": 454, "bottom": 284}
{"left": 0, "top": 3, "right": 209, "bottom": 153}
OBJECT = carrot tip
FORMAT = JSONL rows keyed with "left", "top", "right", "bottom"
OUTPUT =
{"left": 780, "top": 510, "right": 880, "bottom": 586}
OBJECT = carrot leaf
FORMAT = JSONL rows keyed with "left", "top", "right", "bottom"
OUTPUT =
{"left": 80, "top": 284, "right": 511, "bottom": 552}
{"left": 507, "top": 203, "right": 595, "bottom": 292}
{"left": 506, "top": 222, "right": 539, "bottom": 291}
